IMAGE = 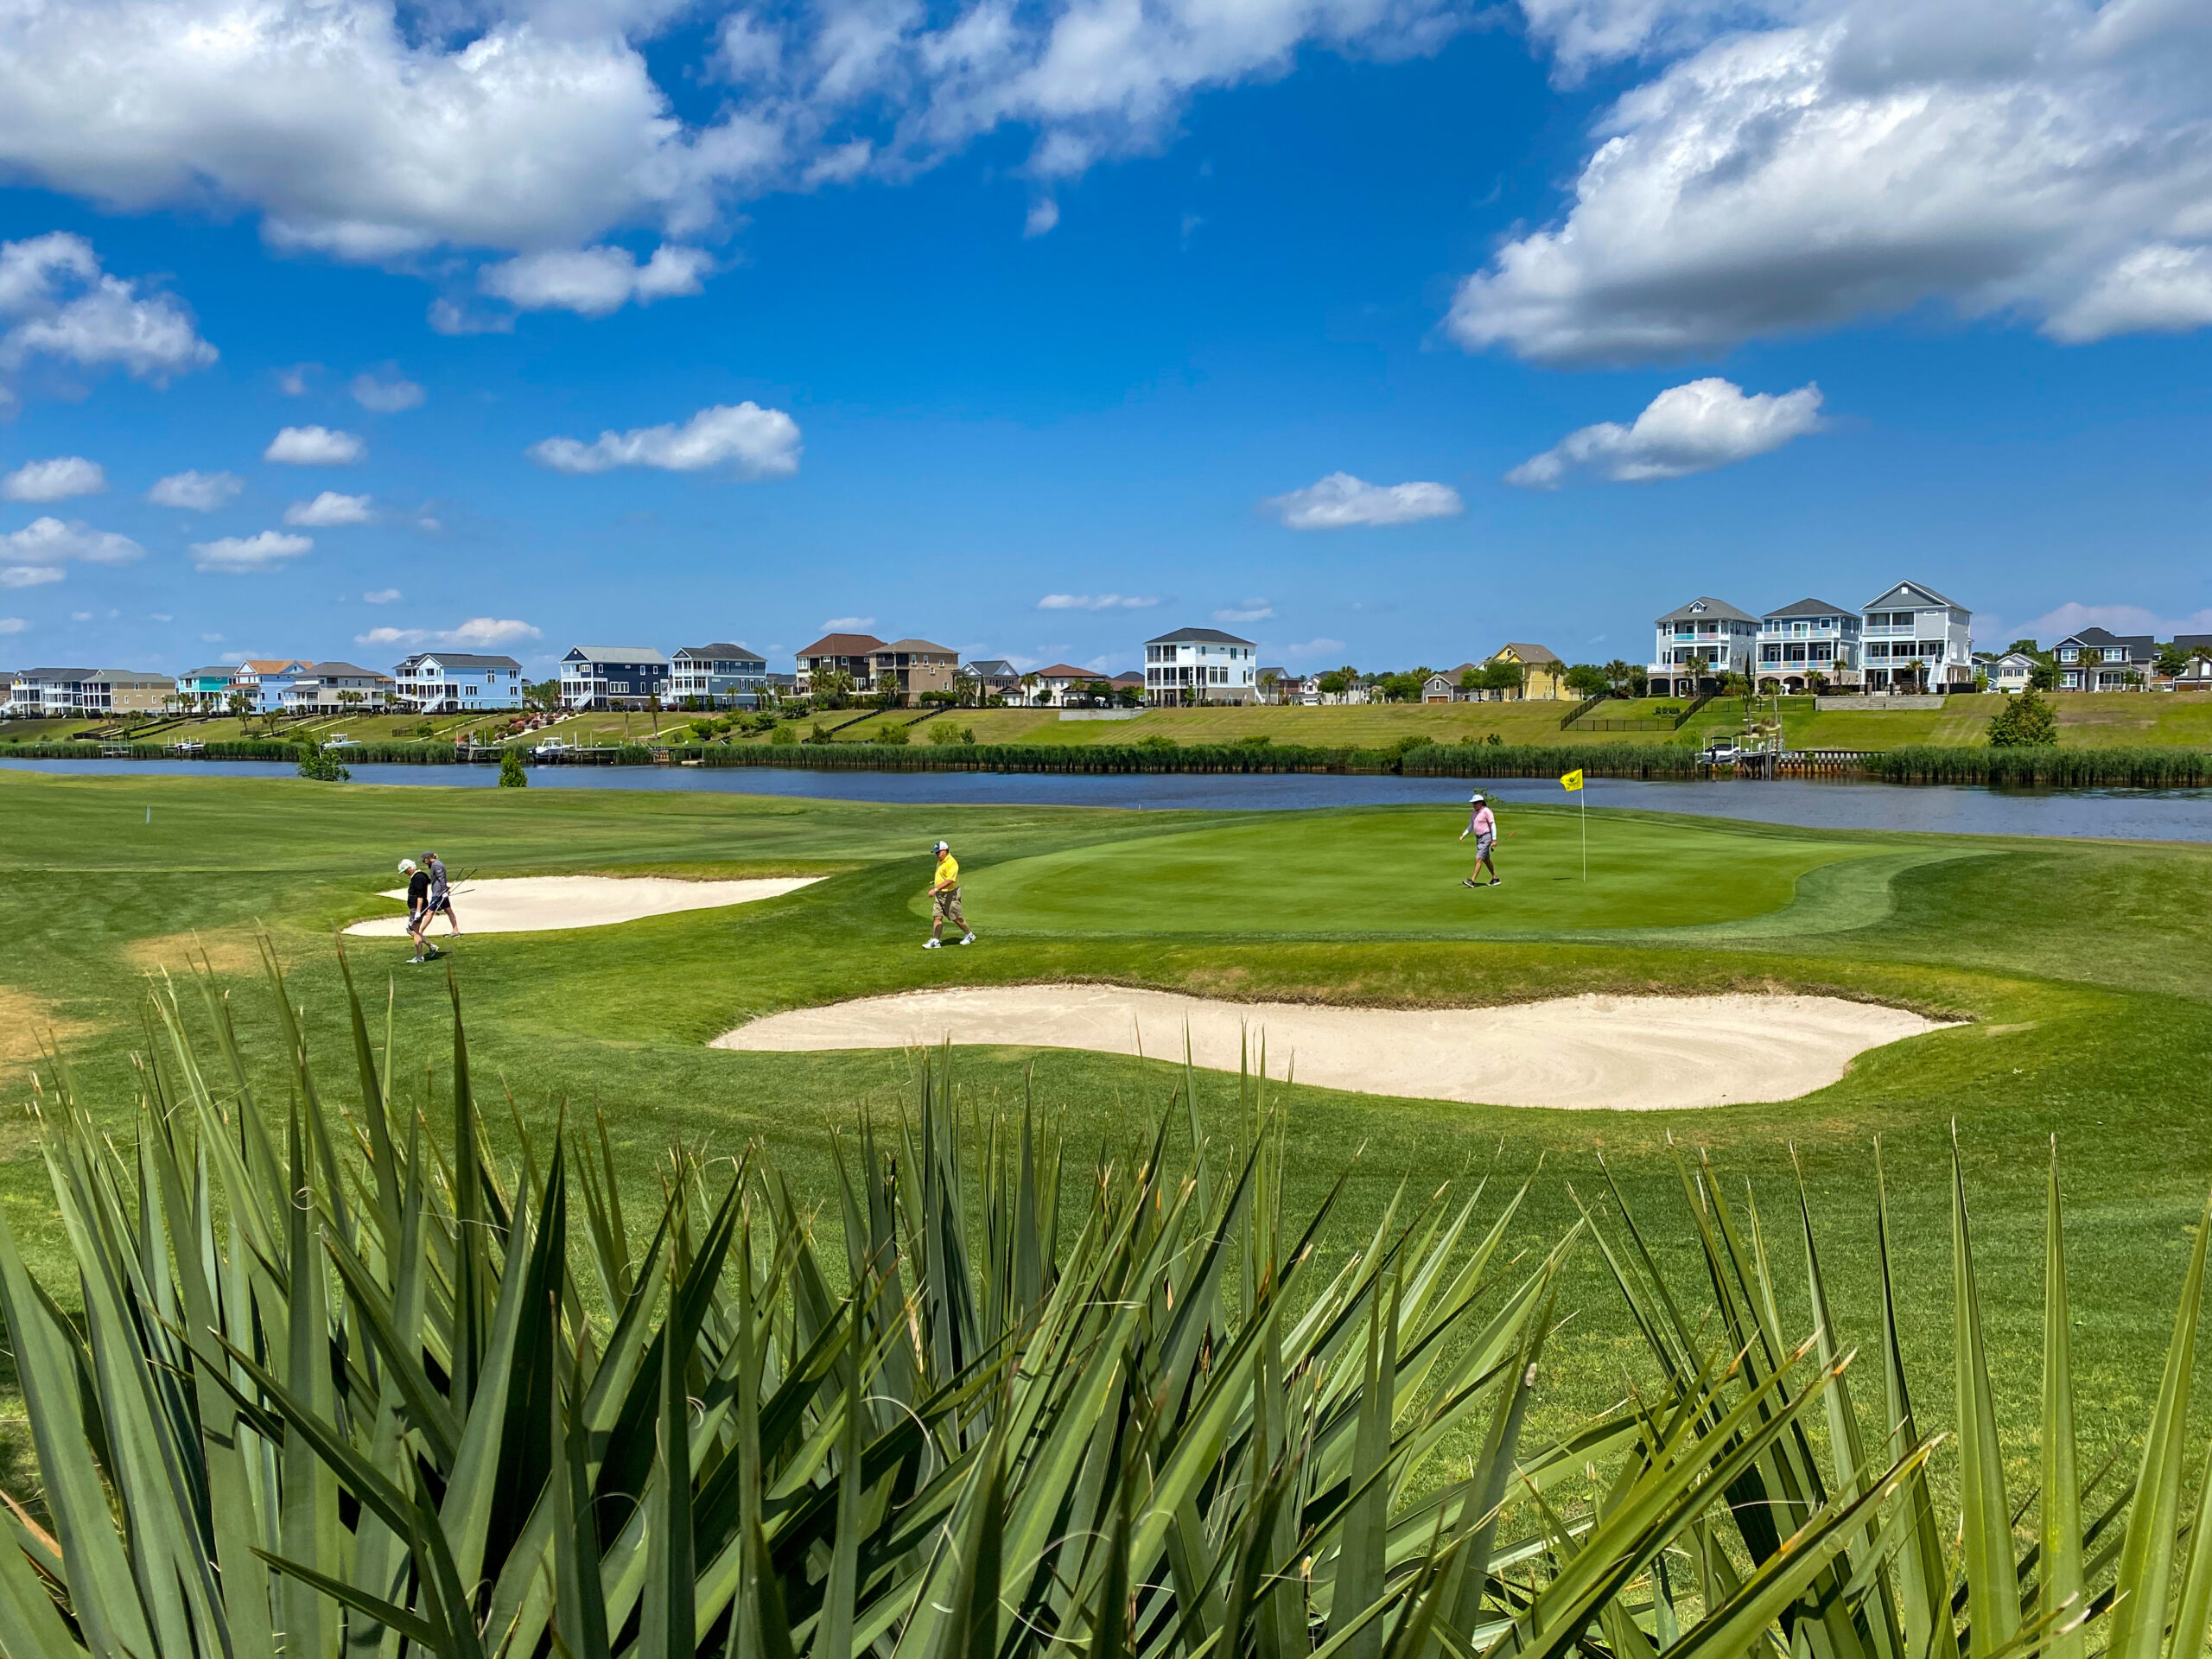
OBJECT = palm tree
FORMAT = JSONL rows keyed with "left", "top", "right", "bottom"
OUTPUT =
{"left": 1019, "top": 671, "right": 1040, "bottom": 706}
{"left": 1602, "top": 657, "right": 1632, "bottom": 693}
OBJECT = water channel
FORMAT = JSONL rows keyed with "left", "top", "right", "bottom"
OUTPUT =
{"left": 9, "top": 755, "right": 2212, "bottom": 841}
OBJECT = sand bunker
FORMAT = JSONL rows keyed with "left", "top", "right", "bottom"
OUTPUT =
{"left": 712, "top": 984, "right": 1952, "bottom": 1110}
{"left": 345, "top": 875, "right": 822, "bottom": 937}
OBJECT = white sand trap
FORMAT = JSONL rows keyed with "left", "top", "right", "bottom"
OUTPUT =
{"left": 345, "top": 875, "right": 822, "bottom": 937}
{"left": 712, "top": 985, "right": 1953, "bottom": 1110}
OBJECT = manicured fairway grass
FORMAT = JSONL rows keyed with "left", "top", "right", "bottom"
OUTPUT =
{"left": 960, "top": 806, "right": 1888, "bottom": 936}
{"left": 3, "top": 768, "right": 2212, "bottom": 1486}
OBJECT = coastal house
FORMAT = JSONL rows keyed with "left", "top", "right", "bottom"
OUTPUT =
{"left": 232, "top": 658, "right": 316, "bottom": 712}
{"left": 2169, "top": 634, "right": 2212, "bottom": 690}
{"left": 397, "top": 652, "right": 525, "bottom": 712}
{"left": 282, "top": 662, "right": 397, "bottom": 713}
{"left": 795, "top": 632, "right": 884, "bottom": 695}
{"left": 1422, "top": 664, "right": 1484, "bottom": 702}
{"left": 1485, "top": 643, "right": 1566, "bottom": 700}
{"left": 1860, "top": 581, "right": 1974, "bottom": 692}
{"left": 1756, "top": 599, "right": 1863, "bottom": 693}
{"left": 1143, "top": 626, "right": 1258, "bottom": 705}
{"left": 2171, "top": 651, "right": 2212, "bottom": 690}
{"left": 2051, "top": 626, "right": 2155, "bottom": 691}
{"left": 557, "top": 646, "right": 668, "bottom": 709}
{"left": 9, "top": 668, "right": 172, "bottom": 716}
{"left": 1034, "top": 664, "right": 1108, "bottom": 705}
{"left": 866, "top": 638, "right": 960, "bottom": 700}
{"left": 174, "top": 666, "right": 238, "bottom": 711}
{"left": 1989, "top": 651, "right": 2041, "bottom": 694}
{"left": 963, "top": 658, "right": 1022, "bottom": 702}
{"left": 671, "top": 644, "right": 768, "bottom": 708}
{"left": 1648, "top": 598, "right": 1758, "bottom": 698}
{"left": 1108, "top": 671, "right": 1145, "bottom": 701}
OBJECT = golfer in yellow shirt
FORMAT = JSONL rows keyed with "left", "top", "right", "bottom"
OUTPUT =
{"left": 923, "top": 839, "right": 976, "bottom": 948}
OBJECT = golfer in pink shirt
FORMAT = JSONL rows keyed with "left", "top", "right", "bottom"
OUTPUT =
{"left": 1459, "top": 792, "right": 1500, "bottom": 887}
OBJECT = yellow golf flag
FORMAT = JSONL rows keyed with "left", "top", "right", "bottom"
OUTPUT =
{"left": 1560, "top": 769, "right": 1585, "bottom": 791}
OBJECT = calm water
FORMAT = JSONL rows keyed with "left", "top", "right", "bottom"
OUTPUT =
{"left": 7, "top": 756, "right": 2212, "bottom": 841}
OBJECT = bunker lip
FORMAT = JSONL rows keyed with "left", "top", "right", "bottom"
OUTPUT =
{"left": 710, "top": 984, "right": 1957, "bottom": 1111}
{"left": 344, "top": 874, "right": 823, "bottom": 937}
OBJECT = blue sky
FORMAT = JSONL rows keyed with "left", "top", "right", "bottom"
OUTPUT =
{"left": 3, "top": 0, "right": 2210, "bottom": 678}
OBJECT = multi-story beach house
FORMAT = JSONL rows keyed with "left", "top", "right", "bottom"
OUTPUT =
{"left": 557, "top": 646, "right": 667, "bottom": 709}
{"left": 1648, "top": 599, "right": 1758, "bottom": 698}
{"left": 671, "top": 644, "right": 768, "bottom": 708}
{"left": 174, "top": 666, "right": 238, "bottom": 710}
{"left": 9, "top": 668, "right": 171, "bottom": 715}
{"left": 1755, "top": 600, "right": 1863, "bottom": 692}
{"left": 2051, "top": 626, "right": 2155, "bottom": 691}
{"left": 395, "top": 652, "right": 524, "bottom": 712}
{"left": 232, "top": 658, "right": 316, "bottom": 712}
{"left": 794, "top": 632, "right": 885, "bottom": 695}
{"left": 1859, "top": 581, "right": 1974, "bottom": 692}
{"left": 282, "top": 662, "right": 397, "bottom": 713}
{"left": 866, "top": 639, "right": 961, "bottom": 700}
{"left": 1143, "top": 627, "right": 1259, "bottom": 705}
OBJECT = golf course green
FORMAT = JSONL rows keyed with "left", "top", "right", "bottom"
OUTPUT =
{"left": 2, "top": 766, "right": 2209, "bottom": 1464}
{"left": 959, "top": 806, "right": 1904, "bottom": 935}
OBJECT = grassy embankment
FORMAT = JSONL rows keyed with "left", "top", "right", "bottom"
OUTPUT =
{"left": 12, "top": 691, "right": 2212, "bottom": 754}
{"left": 3, "top": 767, "right": 2210, "bottom": 1484}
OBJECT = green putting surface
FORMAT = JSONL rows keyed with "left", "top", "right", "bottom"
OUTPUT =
{"left": 953, "top": 805, "right": 1892, "bottom": 937}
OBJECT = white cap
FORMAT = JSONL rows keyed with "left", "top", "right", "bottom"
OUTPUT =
{"left": 932, "top": 840, "right": 950, "bottom": 853}
{"left": 397, "top": 859, "right": 416, "bottom": 873}
{"left": 1468, "top": 792, "right": 1485, "bottom": 804}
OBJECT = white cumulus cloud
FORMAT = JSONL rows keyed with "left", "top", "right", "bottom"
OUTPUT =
{"left": 265, "top": 426, "right": 365, "bottom": 465}
{"left": 530, "top": 402, "right": 801, "bottom": 477}
{"left": 1037, "top": 593, "right": 1159, "bottom": 611}
{"left": 1507, "top": 378, "right": 1824, "bottom": 487}
{"left": 350, "top": 368, "right": 424, "bottom": 412}
{"left": 1, "top": 565, "right": 63, "bottom": 587}
{"left": 3, "top": 456, "right": 105, "bottom": 501}
{"left": 355, "top": 617, "right": 543, "bottom": 648}
{"left": 1214, "top": 599, "right": 1275, "bottom": 623}
{"left": 1452, "top": 0, "right": 2212, "bottom": 362}
{"left": 1263, "top": 473, "right": 1464, "bottom": 530}
{"left": 822, "top": 615, "right": 875, "bottom": 630}
{"left": 2007, "top": 601, "right": 2212, "bottom": 645}
{"left": 149, "top": 469, "right": 245, "bottom": 510}
{"left": 3, "top": 516, "right": 143, "bottom": 565}
{"left": 364, "top": 587, "right": 401, "bottom": 603}
{"left": 284, "top": 492, "right": 375, "bottom": 526}
{"left": 0, "top": 617, "right": 26, "bottom": 633}
{"left": 479, "top": 245, "right": 711, "bottom": 317}
{"left": 191, "top": 530, "right": 313, "bottom": 573}
{"left": 0, "top": 0, "right": 1476, "bottom": 295}
{"left": 0, "top": 233, "right": 216, "bottom": 398}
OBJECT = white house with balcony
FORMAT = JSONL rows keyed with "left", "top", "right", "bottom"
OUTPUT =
{"left": 395, "top": 652, "right": 524, "bottom": 712}
{"left": 671, "top": 644, "right": 768, "bottom": 708}
{"left": 281, "top": 662, "right": 397, "bottom": 713}
{"left": 1859, "top": 582, "right": 1974, "bottom": 692}
{"left": 1988, "top": 651, "right": 2040, "bottom": 694}
{"left": 1649, "top": 598, "right": 1757, "bottom": 698}
{"left": 1143, "top": 627, "right": 1258, "bottom": 705}
{"left": 1755, "top": 599, "right": 1862, "bottom": 692}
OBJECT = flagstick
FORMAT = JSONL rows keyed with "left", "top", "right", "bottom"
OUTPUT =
{"left": 1580, "top": 791, "right": 1587, "bottom": 881}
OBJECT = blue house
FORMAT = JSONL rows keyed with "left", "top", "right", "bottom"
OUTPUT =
{"left": 671, "top": 643, "right": 768, "bottom": 708}
{"left": 560, "top": 646, "right": 671, "bottom": 709}
{"left": 393, "top": 652, "right": 524, "bottom": 712}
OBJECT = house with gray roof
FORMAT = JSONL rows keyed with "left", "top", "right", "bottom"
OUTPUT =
{"left": 1756, "top": 598, "right": 1864, "bottom": 692}
{"left": 1143, "top": 626, "right": 1258, "bottom": 705}
{"left": 1649, "top": 598, "right": 1758, "bottom": 698}
{"left": 395, "top": 652, "right": 524, "bottom": 713}
{"left": 1861, "top": 581, "right": 1974, "bottom": 693}
{"left": 558, "top": 646, "right": 668, "bottom": 709}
